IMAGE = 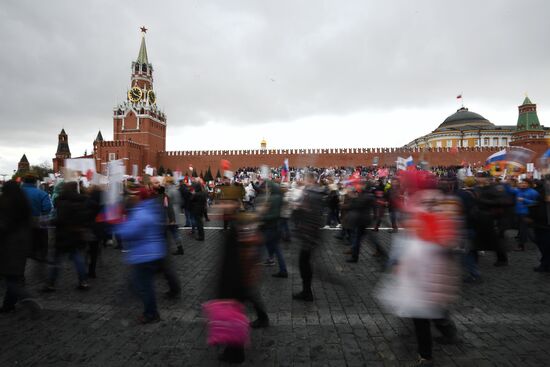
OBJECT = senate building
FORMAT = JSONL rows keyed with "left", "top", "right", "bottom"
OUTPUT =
{"left": 406, "top": 98, "right": 550, "bottom": 150}
{"left": 50, "top": 29, "right": 550, "bottom": 175}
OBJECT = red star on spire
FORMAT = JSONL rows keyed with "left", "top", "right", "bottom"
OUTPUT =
{"left": 140, "top": 26, "right": 148, "bottom": 33}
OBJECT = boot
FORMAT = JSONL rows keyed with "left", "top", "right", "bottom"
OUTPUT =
{"left": 172, "top": 245, "right": 184, "bottom": 255}
{"left": 219, "top": 346, "right": 245, "bottom": 364}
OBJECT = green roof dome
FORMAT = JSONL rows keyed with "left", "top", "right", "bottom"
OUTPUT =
{"left": 435, "top": 107, "right": 494, "bottom": 131}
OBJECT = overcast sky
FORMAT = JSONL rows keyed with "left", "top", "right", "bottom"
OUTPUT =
{"left": 1, "top": 0, "right": 549, "bottom": 174}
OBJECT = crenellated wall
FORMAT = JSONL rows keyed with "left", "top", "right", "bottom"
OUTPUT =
{"left": 157, "top": 146, "right": 519, "bottom": 173}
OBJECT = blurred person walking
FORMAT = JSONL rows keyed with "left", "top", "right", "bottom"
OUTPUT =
{"left": 43, "top": 181, "right": 90, "bottom": 292}
{"left": 190, "top": 183, "right": 207, "bottom": 241}
{"left": 279, "top": 183, "right": 292, "bottom": 242}
{"left": 258, "top": 180, "right": 287, "bottom": 278}
{"left": 473, "top": 172, "right": 510, "bottom": 266}
{"left": 117, "top": 189, "right": 167, "bottom": 323}
{"left": 164, "top": 176, "right": 184, "bottom": 255}
{"left": 457, "top": 177, "right": 482, "bottom": 283}
{"left": 530, "top": 179, "right": 549, "bottom": 272}
{"left": 512, "top": 180, "right": 539, "bottom": 251}
{"left": 293, "top": 173, "right": 325, "bottom": 301}
{"left": 344, "top": 184, "right": 373, "bottom": 263}
{"left": 0, "top": 181, "right": 42, "bottom": 317}
{"left": 149, "top": 179, "right": 182, "bottom": 299}
{"left": 178, "top": 181, "right": 192, "bottom": 227}
{"left": 85, "top": 184, "right": 106, "bottom": 279}
{"left": 377, "top": 173, "right": 460, "bottom": 366}
{"left": 21, "top": 174, "right": 52, "bottom": 262}
{"left": 215, "top": 206, "right": 268, "bottom": 363}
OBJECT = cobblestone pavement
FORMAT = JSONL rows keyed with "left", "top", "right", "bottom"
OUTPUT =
{"left": 1, "top": 218, "right": 550, "bottom": 366}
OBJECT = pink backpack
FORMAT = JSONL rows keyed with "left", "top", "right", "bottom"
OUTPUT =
{"left": 202, "top": 299, "right": 250, "bottom": 347}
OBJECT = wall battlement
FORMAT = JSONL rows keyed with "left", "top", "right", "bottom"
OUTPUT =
{"left": 160, "top": 146, "right": 505, "bottom": 158}
{"left": 157, "top": 146, "right": 509, "bottom": 173}
{"left": 98, "top": 140, "right": 144, "bottom": 149}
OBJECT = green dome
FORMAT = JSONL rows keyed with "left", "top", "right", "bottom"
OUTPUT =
{"left": 435, "top": 107, "right": 494, "bottom": 131}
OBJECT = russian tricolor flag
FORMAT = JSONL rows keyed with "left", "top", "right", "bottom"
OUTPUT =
{"left": 405, "top": 156, "right": 414, "bottom": 168}
{"left": 281, "top": 159, "right": 289, "bottom": 181}
{"left": 485, "top": 149, "right": 507, "bottom": 165}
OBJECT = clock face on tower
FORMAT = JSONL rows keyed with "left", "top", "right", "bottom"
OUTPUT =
{"left": 128, "top": 87, "right": 143, "bottom": 103}
{"left": 148, "top": 90, "right": 156, "bottom": 104}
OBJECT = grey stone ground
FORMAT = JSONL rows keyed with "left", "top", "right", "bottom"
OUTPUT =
{"left": 1, "top": 214, "right": 550, "bottom": 366}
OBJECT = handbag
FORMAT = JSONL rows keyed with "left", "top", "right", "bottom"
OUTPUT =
{"left": 202, "top": 299, "right": 250, "bottom": 347}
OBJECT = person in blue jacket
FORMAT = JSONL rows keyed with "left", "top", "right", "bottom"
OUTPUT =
{"left": 117, "top": 188, "right": 166, "bottom": 324}
{"left": 21, "top": 174, "right": 52, "bottom": 261}
{"left": 513, "top": 180, "right": 539, "bottom": 251}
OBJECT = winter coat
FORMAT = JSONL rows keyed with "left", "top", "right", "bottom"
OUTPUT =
{"left": 178, "top": 184, "right": 192, "bottom": 210}
{"left": 191, "top": 190, "right": 208, "bottom": 217}
{"left": 345, "top": 191, "right": 374, "bottom": 229}
{"left": 259, "top": 181, "right": 282, "bottom": 229}
{"left": 472, "top": 185, "right": 510, "bottom": 251}
{"left": 0, "top": 193, "right": 32, "bottom": 276}
{"left": 294, "top": 185, "right": 326, "bottom": 249}
{"left": 513, "top": 187, "right": 539, "bottom": 216}
{"left": 21, "top": 183, "right": 52, "bottom": 220}
{"left": 377, "top": 235, "right": 459, "bottom": 319}
{"left": 54, "top": 190, "right": 90, "bottom": 252}
{"left": 116, "top": 198, "right": 166, "bottom": 264}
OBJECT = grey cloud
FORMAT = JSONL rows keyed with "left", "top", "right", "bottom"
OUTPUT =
{"left": 1, "top": 0, "right": 549, "bottom": 171}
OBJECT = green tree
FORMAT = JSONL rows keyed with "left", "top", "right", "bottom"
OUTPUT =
{"left": 192, "top": 169, "right": 198, "bottom": 178}
{"left": 166, "top": 168, "right": 173, "bottom": 176}
{"left": 216, "top": 169, "right": 221, "bottom": 179}
{"left": 157, "top": 165, "right": 166, "bottom": 176}
{"left": 204, "top": 166, "right": 214, "bottom": 181}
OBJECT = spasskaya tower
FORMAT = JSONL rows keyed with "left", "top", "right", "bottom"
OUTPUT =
{"left": 93, "top": 27, "right": 167, "bottom": 174}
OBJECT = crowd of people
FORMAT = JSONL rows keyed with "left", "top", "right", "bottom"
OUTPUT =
{"left": 1, "top": 164, "right": 549, "bottom": 366}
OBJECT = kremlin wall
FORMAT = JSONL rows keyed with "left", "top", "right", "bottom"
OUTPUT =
{"left": 49, "top": 30, "right": 550, "bottom": 176}
{"left": 157, "top": 146, "right": 516, "bottom": 174}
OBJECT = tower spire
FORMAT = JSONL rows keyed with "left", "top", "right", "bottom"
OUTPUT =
{"left": 137, "top": 27, "right": 149, "bottom": 65}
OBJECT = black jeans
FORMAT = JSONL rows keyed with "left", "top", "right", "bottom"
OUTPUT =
{"left": 31, "top": 227, "right": 48, "bottom": 261}
{"left": 3, "top": 275, "right": 32, "bottom": 309}
{"left": 299, "top": 249, "right": 313, "bottom": 294}
{"left": 88, "top": 241, "right": 100, "bottom": 276}
{"left": 195, "top": 214, "right": 204, "bottom": 240}
{"left": 159, "top": 257, "right": 181, "bottom": 295}
{"left": 132, "top": 260, "right": 161, "bottom": 318}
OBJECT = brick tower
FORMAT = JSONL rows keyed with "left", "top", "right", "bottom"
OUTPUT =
{"left": 94, "top": 27, "right": 167, "bottom": 174}
{"left": 511, "top": 95, "right": 546, "bottom": 150}
{"left": 112, "top": 27, "right": 166, "bottom": 166}
{"left": 53, "top": 128, "right": 71, "bottom": 172}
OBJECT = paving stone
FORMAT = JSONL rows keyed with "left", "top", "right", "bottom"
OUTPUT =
{"left": 0, "top": 223, "right": 549, "bottom": 365}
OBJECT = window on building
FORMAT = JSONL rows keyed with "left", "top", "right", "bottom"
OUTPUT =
{"left": 493, "top": 137, "right": 499, "bottom": 146}
{"left": 447, "top": 140, "right": 453, "bottom": 147}
{"left": 436, "top": 141, "right": 442, "bottom": 148}
{"left": 501, "top": 138, "right": 508, "bottom": 146}
{"left": 484, "top": 138, "right": 490, "bottom": 146}
{"left": 108, "top": 153, "right": 116, "bottom": 161}
{"left": 475, "top": 139, "right": 480, "bottom": 147}
{"left": 462, "top": 140, "right": 468, "bottom": 147}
